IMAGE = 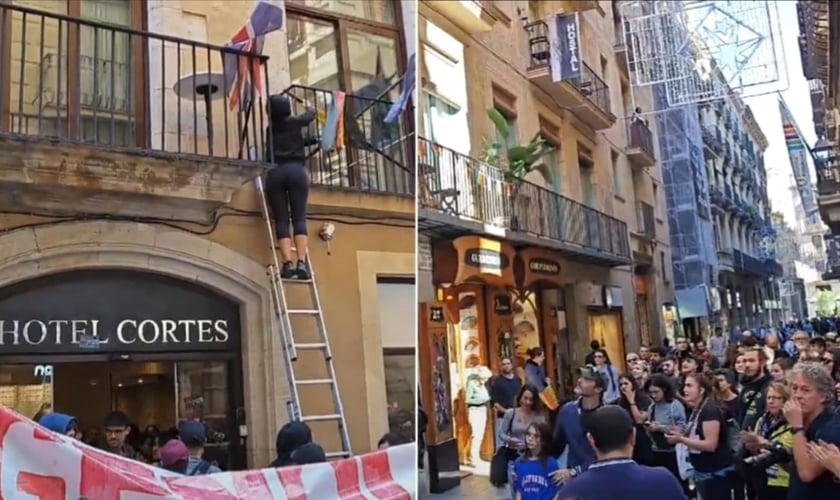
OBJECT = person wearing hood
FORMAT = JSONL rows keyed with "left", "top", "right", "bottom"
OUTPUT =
{"left": 39, "top": 412, "right": 80, "bottom": 438}
{"left": 264, "top": 93, "right": 317, "bottom": 281}
{"left": 291, "top": 442, "right": 327, "bottom": 465}
{"left": 269, "top": 421, "right": 313, "bottom": 468}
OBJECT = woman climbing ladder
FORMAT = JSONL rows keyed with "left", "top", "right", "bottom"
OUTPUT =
{"left": 265, "top": 94, "right": 316, "bottom": 280}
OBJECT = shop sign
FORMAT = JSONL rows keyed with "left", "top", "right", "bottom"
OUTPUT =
{"left": 0, "top": 269, "right": 239, "bottom": 355}
{"left": 517, "top": 247, "right": 564, "bottom": 290}
{"left": 463, "top": 248, "right": 509, "bottom": 272}
{"left": 0, "top": 319, "right": 230, "bottom": 348}
{"left": 448, "top": 236, "right": 516, "bottom": 287}
{"left": 528, "top": 258, "right": 561, "bottom": 275}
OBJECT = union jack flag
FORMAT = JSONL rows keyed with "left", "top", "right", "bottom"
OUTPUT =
{"left": 223, "top": 0, "right": 285, "bottom": 112}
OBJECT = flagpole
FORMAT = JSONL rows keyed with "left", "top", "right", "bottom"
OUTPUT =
{"left": 237, "top": 100, "right": 254, "bottom": 160}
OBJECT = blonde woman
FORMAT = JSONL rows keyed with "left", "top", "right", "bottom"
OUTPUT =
{"left": 741, "top": 382, "right": 793, "bottom": 500}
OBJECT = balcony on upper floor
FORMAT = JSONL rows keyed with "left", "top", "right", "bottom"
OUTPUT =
{"left": 717, "top": 245, "right": 734, "bottom": 271}
{"left": 815, "top": 146, "right": 840, "bottom": 233}
{"left": 423, "top": 0, "right": 500, "bottom": 35}
{"left": 733, "top": 249, "right": 782, "bottom": 278}
{"left": 632, "top": 201, "right": 656, "bottom": 241}
{"left": 280, "top": 85, "right": 414, "bottom": 198}
{"left": 417, "top": 137, "right": 631, "bottom": 266}
{"left": 524, "top": 21, "right": 616, "bottom": 131}
{"left": 0, "top": 2, "right": 278, "bottom": 222}
{"left": 0, "top": 3, "right": 414, "bottom": 223}
{"left": 625, "top": 118, "right": 656, "bottom": 168}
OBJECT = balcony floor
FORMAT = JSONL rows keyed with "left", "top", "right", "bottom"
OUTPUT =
{"left": 419, "top": 208, "right": 631, "bottom": 267}
{"left": 0, "top": 134, "right": 269, "bottom": 223}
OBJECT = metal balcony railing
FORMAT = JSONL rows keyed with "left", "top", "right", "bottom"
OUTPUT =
{"left": 525, "top": 21, "right": 611, "bottom": 116}
{"left": 418, "top": 137, "right": 631, "bottom": 259}
{"left": 635, "top": 201, "right": 655, "bottom": 239}
{"left": 281, "top": 85, "right": 414, "bottom": 196}
{"left": 0, "top": 2, "right": 268, "bottom": 162}
{"left": 626, "top": 119, "right": 655, "bottom": 159}
{"left": 816, "top": 152, "right": 840, "bottom": 196}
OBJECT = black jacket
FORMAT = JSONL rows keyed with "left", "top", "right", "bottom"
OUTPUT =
{"left": 265, "top": 94, "right": 316, "bottom": 163}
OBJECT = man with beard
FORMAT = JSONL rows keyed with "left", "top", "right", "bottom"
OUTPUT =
{"left": 488, "top": 357, "right": 522, "bottom": 450}
{"left": 739, "top": 347, "right": 772, "bottom": 430}
{"left": 549, "top": 366, "right": 605, "bottom": 486}
{"left": 736, "top": 346, "right": 773, "bottom": 500}
{"left": 649, "top": 347, "right": 666, "bottom": 373}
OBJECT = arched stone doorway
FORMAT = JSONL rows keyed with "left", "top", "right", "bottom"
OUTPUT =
{"left": 0, "top": 220, "right": 287, "bottom": 467}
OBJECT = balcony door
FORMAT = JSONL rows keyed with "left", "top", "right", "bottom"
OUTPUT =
{"left": 1, "top": 0, "right": 146, "bottom": 146}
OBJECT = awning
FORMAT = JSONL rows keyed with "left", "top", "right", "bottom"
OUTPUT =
{"left": 675, "top": 287, "right": 709, "bottom": 319}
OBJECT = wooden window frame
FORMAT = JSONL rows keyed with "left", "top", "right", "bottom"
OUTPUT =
{"left": 285, "top": 2, "right": 407, "bottom": 95}
{"left": 0, "top": 0, "right": 147, "bottom": 145}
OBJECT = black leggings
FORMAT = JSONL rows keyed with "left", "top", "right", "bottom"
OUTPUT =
{"left": 265, "top": 163, "right": 309, "bottom": 239}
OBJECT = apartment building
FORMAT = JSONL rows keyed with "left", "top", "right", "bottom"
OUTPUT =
{"left": 0, "top": 0, "right": 414, "bottom": 466}
{"left": 797, "top": 0, "right": 840, "bottom": 286}
{"left": 700, "top": 96, "right": 781, "bottom": 332}
{"left": 416, "top": 1, "right": 673, "bottom": 491}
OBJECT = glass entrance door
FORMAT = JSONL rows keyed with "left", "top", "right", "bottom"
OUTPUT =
{"left": 174, "top": 361, "right": 242, "bottom": 470}
{"left": 0, "top": 364, "right": 54, "bottom": 420}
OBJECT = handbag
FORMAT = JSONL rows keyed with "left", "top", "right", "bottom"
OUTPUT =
{"left": 489, "top": 410, "right": 518, "bottom": 486}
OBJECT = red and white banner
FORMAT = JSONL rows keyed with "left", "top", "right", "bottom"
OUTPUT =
{"left": 0, "top": 406, "right": 416, "bottom": 499}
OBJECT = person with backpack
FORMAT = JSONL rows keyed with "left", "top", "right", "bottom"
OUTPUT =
{"left": 178, "top": 421, "right": 221, "bottom": 475}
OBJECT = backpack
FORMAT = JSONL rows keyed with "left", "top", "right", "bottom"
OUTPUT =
{"left": 188, "top": 459, "right": 213, "bottom": 476}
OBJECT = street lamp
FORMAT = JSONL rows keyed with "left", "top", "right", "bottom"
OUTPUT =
{"left": 811, "top": 136, "right": 835, "bottom": 168}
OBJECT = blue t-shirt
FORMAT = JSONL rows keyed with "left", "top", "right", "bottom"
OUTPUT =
{"left": 514, "top": 456, "right": 560, "bottom": 499}
{"left": 788, "top": 410, "right": 840, "bottom": 499}
{"left": 556, "top": 459, "right": 688, "bottom": 500}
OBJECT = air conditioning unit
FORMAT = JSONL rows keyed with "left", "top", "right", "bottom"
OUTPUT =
{"left": 39, "top": 53, "right": 130, "bottom": 114}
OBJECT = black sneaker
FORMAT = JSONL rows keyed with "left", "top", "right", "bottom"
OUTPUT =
{"left": 280, "top": 261, "right": 297, "bottom": 279}
{"left": 296, "top": 259, "right": 311, "bottom": 280}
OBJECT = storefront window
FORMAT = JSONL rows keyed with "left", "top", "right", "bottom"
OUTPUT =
{"left": 511, "top": 292, "right": 541, "bottom": 379}
{"left": 286, "top": 0, "right": 395, "bottom": 25}
{"left": 0, "top": 364, "right": 53, "bottom": 420}
{"left": 383, "top": 348, "right": 415, "bottom": 440}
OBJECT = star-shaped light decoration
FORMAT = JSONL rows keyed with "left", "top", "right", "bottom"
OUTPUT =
{"left": 683, "top": 3, "right": 766, "bottom": 87}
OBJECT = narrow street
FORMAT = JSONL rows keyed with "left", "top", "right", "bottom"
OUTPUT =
{"left": 419, "top": 472, "right": 509, "bottom": 499}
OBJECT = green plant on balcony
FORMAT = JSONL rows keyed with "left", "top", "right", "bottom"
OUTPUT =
{"left": 482, "top": 107, "right": 553, "bottom": 228}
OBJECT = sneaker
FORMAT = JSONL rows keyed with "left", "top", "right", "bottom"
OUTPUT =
{"left": 296, "top": 259, "right": 311, "bottom": 280}
{"left": 280, "top": 261, "right": 297, "bottom": 280}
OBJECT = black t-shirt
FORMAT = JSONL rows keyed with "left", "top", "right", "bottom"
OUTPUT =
{"left": 689, "top": 401, "right": 734, "bottom": 473}
{"left": 489, "top": 374, "right": 522, "bottom": 417}
{"left": 788, "top": 410, "right": 840, "bottom": 499}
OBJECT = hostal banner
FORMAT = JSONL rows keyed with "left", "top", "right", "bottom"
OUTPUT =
{"left": 779, "top": 98, "right": 819, "bottom": 217}
{"left": 548, "top": 12, "right": 581, "bottom": 82}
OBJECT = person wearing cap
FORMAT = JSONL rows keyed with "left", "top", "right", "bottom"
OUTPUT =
{"left": 549, "top": 366, "right": 606, "bottom": 486}
{"left": 178, "top": 421, "right": 221, "bottom": 475}
{"left": 291, "top": 442, "right": 327, "bottom": 465}
{"left": 159, "top": 439, "right": 190, "bottom": 474}
{"left": 556, "top": 406, "right": 688, "bottom": 499}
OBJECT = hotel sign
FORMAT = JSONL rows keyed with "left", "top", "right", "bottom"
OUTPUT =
{"left": 0, "top": 270, "right": 239, "bottom": 355}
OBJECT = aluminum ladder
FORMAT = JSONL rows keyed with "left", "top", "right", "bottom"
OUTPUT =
{"left": 255, "top": 176, "right": 352, "bottom": 459}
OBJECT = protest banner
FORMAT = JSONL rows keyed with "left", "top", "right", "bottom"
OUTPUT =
{"left": 0, "top": 406, "right": 415, "bottom": 499}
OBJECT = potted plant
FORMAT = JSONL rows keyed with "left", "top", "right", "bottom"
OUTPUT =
{"left": 481, "top": 107, "right": 553, "bottom": 230}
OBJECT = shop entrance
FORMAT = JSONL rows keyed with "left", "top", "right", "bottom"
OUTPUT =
{"left": 588, "top": 312, "right": 626, "bottom": 372}
{"left": 0, "top": 354, "right": 242, "bottom": 470}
